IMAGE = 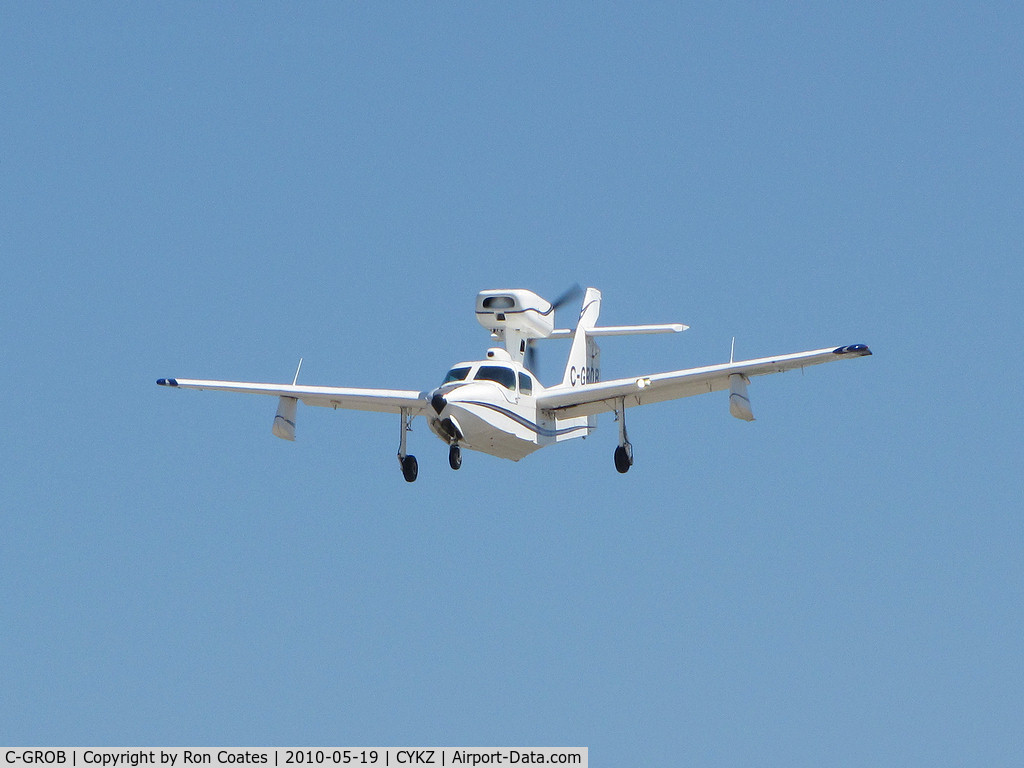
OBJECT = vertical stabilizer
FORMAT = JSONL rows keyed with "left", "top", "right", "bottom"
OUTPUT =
{"left": 553, "top": 288, "right": 601, "bottom": 440}
{"left": 561, "top": 288, "right": 602, "bottom": 387}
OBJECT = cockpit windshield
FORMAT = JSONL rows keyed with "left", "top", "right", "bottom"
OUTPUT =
{"left": 474, "top": 365, "right": 517, "bottom": 391}
{"left": 442, "top": 366, "right": 471, "bottom": 384}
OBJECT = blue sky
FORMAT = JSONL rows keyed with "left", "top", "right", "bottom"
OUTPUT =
{"left": 2, "top": 2, "right": 1021, "bottom": 764}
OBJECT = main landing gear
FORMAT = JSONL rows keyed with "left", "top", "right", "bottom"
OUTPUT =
{"left": 401, "top": 454, "right": 418, "bottom": 483}
{"left": 614, "top": 399, "right": 634, "bottom": 474}
{"left": 397, "top": 409, "right": 418, "bottom": 482}
{"left": 396, "top": 410, "right": 463, "bottom": 482}
{"left": 614, "top": 444, "right": 633, "bottom": 473}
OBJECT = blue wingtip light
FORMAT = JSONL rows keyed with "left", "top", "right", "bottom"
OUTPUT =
{"left": 833, "top": 344, "right": 872, "bottom": 356}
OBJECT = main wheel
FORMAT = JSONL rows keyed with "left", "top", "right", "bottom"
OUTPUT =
{"left": 401, "top": 455, "right": 418, "bottom": 482}
{"left": 614, "top": 445, "right": 632, "bottom": 474}
{"left": 449, "top": 444, "right": 462, "bottom": 470}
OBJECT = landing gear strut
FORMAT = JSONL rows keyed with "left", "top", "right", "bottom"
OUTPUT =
{"left": 449, "top": 443, "right": 462, "bottom": 470}
{"left": 397, "top": 408, "right": 418, "bottom": 482}
{"left": 614, "top": 399, "right": 634, "bottom": 474}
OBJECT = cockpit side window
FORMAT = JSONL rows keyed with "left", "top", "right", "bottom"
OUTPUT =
{"left": 475, "top": 365, "right": 517, "bottom": 391}
{"left": 442, "top": 366, "right": 471, "bottom": 384}
{"left": 518, "top": 372, "right": 533, "bottom": 396}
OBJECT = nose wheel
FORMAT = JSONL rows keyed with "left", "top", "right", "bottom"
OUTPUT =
{"left": 449, "top": 444, "right": 462, "bottom": 470}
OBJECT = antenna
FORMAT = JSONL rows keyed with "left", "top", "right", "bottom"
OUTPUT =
{"left": 292, "top": 358, "right": 303, "bottom": 386}
{"left": 730, "top": 337, "right": 736, "bottom": 364}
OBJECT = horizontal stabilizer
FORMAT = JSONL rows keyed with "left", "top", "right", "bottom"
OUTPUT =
{"left": 549, "top": 323, "right": 687, "bottom": 339}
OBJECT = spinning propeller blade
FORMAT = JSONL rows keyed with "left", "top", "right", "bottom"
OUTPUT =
{"left": 524, "top": 284, "right": 583, "bottom": 376}
{"left": 549, "top": 283, "right": 583, "bottom": 312}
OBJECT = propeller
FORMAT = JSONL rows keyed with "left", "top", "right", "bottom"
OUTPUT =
{"left": 549, "top": 283, "right": 584, "bottom": 312}
{"left": 524, "top": 283, "right": 583, "bottom": 377}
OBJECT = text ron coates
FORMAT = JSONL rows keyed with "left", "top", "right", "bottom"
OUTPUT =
{"left": 11, "top": 753, "right": 272, "bottom": 767}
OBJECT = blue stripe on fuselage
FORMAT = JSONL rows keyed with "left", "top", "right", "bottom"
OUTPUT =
{"left": 456, "top": 400, "right": 588, "bottom": 438}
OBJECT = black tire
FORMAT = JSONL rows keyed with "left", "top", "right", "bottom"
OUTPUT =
{"left": 614, "top": 445, "right": 632, "bottom": 474}
{"left": 401, "top": 455, "right": 418, "bottom": 482}
{"left": 449, "top": 444, "right": 462, "bottom": 470}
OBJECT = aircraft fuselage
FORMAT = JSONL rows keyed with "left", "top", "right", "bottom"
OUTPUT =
{"left": 426, "top": 356, "right": 563, "bottom": 461}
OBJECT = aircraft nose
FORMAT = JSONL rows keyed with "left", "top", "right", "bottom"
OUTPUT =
{"left": 430, "top": 392, "right": 447, "bottom": 414}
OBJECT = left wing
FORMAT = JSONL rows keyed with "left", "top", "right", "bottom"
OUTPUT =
{"left": 536, "top": 344, "right": 871, "bottom": 419}
{"left": 156, "top": 378, "right": 430, "bottom": 415}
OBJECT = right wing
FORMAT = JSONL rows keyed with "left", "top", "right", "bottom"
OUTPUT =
{"left": 156, "top": 378, "right": 430, "bottom": 415}
{"left": 536, "top": 344, "right": 871, "bottom": 419}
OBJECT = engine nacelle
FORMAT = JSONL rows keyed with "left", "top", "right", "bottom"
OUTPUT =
{"left": 475, "top": 289, "right": 555, "bottom": 339}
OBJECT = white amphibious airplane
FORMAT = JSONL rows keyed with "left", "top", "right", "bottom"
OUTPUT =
{"left": 158, "top": 287, "right": 871, "bottom": 481}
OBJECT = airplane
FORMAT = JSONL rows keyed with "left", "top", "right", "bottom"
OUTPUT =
{"left": 157, "top": 287, "right": 871, "bottom": 482}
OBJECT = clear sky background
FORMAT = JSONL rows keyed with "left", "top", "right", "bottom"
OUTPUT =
{"left": 2, "top": 2, "right": 1021, "bottom": 764}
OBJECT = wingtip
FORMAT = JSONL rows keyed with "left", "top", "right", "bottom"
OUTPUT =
{"left": 832, "top": 344, "right": 872, "bottom": 356}
{"left": 157, "top": 378, "right": 179, "bottom": 387}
